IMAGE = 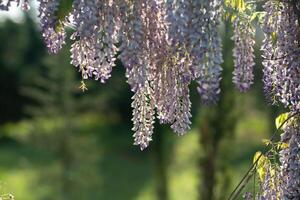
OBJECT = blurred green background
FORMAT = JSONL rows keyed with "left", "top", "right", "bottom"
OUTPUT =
{"left": 0, "top": 9, "right": 285, "bottom": 200}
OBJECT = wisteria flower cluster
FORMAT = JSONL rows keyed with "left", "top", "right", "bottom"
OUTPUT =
{"left": 279, "top": 120, "right": 300, "bottom": 199}
{"left": 232, "top": 16, "right": 255, "bottom": 92}
{"left": 259, "top": 167, "right": 282, "bottom": 200}
{"left": 261, "top": 0, "right": 300, "bottom": 112}
{"left": 0, "top": 0, "right": 225, "bottom": 149}
{"left": 257, "top": 1, "right": 300, "bottom": 198}
{"left": 0, "top": 0, "right": 29, "bottom": 11}
{"left": 0, "top": 0, "right": 299, "bottom": 152}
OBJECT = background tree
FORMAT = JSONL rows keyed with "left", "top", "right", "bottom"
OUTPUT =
{"left": 197, "top": 21, "right": 237, "bottom": 200}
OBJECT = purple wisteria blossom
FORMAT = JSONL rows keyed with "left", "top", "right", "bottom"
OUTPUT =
{"left": 0, "top": 0, "right": 298, "bottom": 152}
{"left": 196, "top": 0, "right": 223, "bottom": 104}
{"left": 38, "top": 0, "right": 66, "bottom": 54}
{"left": 232, "top": 17, "right": 255, "bottom": 92}
{"left": 261, "top": 1, "right": 300, "bottom": 112}
{"left": 279, "top": 120, "right": 300, "bottom": 199}
{"left": 0, "top": 0, "right": 29, "bottom": 11}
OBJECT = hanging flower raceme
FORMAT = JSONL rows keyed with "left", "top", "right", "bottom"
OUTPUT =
{"left": 261, "top": 1, "right": 279, "bottom": 105}
{"left": 259, "top": 167, "right": 282, "bottom": 200}
{"left": 0, "top": 0, "right": 29, "bottom": 11}
{"left": 261, "top": 1, "right": 300, "bottom": 112}
{"left": 0, "top": 0, "right": 65, "bottom": 53}
{"left": 0, "top": 0, "right": 226, "bottom": 149}
{"left": 196, "top": 0, "right": 223, "bottom": 105}
{"left": 119, "top": 0, "right": 157, "bottom": 149}
{"left": 132, "top": 82, "right": 156, "bottom": 150}
{"left": 1, "top": 0, "right": 298, "bottom": 152}
{"left": 257, "top": 3, "right": 300, "bottom": 190}
{"left": 148, "top": 0, "right": 175, "bottom": 125}
{"left": 279, "top": 119, "right": 300, "bottom": 199}
{"left": 163, "top": 0, "right": 193, "bottom": 134}
{"left": 232, "top": 16, "right": 255, "bottom": 92}
{"left": 70, "top": 0, "right": 120, "bottom": 83}
{"left": 38, "top": 0, "right": 67, "bottom": 54}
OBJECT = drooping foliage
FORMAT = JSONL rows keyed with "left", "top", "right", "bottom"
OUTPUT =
{"left": 261, "top": 0, "right": 300, "bottom": 113}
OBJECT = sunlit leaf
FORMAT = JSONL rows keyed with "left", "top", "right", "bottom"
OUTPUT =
{"left": 275, "top": 112, "right": 289, "bottom": 129}
{"left": 225, "top": 0, "right": 246, "bottom": 12}
{"left": 250, "top": 11, "right": 266, "bottom": 22}
{"left": 277, "top": 142, "right": 289, "bottom": 150}
{"left": 262, "top": 139, "right": 271, "bottom": 146}
{"left": 253, "top": 151, "right": 270, "bottom": 182}
{"left": 271, "top": 32, "right": 278, "bottom": 45}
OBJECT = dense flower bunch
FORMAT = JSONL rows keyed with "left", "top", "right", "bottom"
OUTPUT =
{"left": 258, "top": 1, "right": 300, "bottom": 198}
{"left": 120, "top": 0, "right": 224, "bottom": 149}
{"left": 0, "top": 0, "right": 29, "bottom": 11}
{"left": 259, "top": 1, "right": 300, "bottom": 197}
{"left": 279, "top": 120, "right": 300, "bottom": 199}
{"left": 38, "top": 0, "right": 66, "bottom": 54}
{"left": 1, "top": 1, "right": 300, "bottom": 199}
{"left": 198, "top": 1, "right": 223, "bottom": 104}
{"left": 261, "top": 0, "right": 300, "bottom": 112}
{"left": 0, "top": 0, "right": 225, "bottom": 149}
{"left": 0, "top": 0, "right": 299, "bottom": 153}
{"left": 232, "top": 16, "right": 255, "bottom": 92}
{"left": 259, "top": 169, "right": 281, "bottom": 200}
{"left": 70, "top": 0, "right": 121, "bottom": 83}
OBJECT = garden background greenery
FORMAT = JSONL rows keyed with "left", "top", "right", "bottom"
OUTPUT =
{"left": 0, "top": 8, "right": 285, "bottom": 200}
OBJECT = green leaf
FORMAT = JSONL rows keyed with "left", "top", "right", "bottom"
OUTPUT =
{"left": 262, "top": 139, "right": 271, "bottom": 146}
{"left": 277, "top": 142, "right": 289, "bottom": 150}
{"left": 225, "top": 0, "right": 235, "bottom": 8}
{"left": 275, "top": 112, "right": 289, "bottom": 129}
{"left": 250, "top": 11, "right": 266, "bottom": 22}
{"left": 253, "top": 151, "right": 270, "bottom": 182}
{"left": 271, "top": 32, "right": 278, "bottom": 45}
{"left": 225, "top": 0, "right": 246, "bottom": 12}
{"left": 237, "top": 0, "right": 246, "bottom": 12}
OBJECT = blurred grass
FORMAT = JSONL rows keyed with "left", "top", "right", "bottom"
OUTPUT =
{"left": 0, "top": 107, "right": 271, "bottom": 200}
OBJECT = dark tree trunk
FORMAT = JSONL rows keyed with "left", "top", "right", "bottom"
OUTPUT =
{"left": 198, "top": 21, "right": 237, "bottom": 200}
{"left": 199, "top": 122, "right": 219, "bottom": 200}
{"left": 153, "top": 126, "right": 169, "bottom": 200}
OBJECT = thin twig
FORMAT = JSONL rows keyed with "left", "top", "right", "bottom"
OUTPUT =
{"left": 227, "top": 111, "right": 300, "bottom": 200}
{"left": 253, "top": 166, "right": 256, "bottom": 200}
